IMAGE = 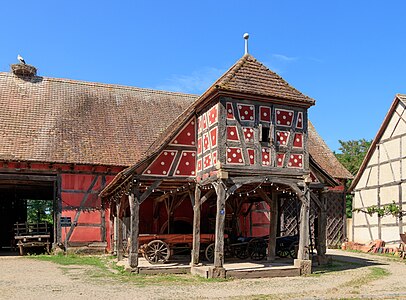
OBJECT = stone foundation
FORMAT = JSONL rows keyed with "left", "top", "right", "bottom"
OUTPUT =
{"left": 208, "top": 266, "right": 226, "bottom": 278}
{"left": 294, "top": 259, "right": 312, "bottom": 275}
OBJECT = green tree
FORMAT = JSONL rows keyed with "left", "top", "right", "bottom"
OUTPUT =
{"left": 335, "top": 139, "right": 372, "bottom": 176}
{"left": 335, "top": 139, "right": 372, "bottom": 218}
{"left": 27, "top": 199, "right": 53, "bottom": 225}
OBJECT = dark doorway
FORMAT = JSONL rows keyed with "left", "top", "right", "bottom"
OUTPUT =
{"left": 0, "top": 173, "right": 55, "bottom": 254}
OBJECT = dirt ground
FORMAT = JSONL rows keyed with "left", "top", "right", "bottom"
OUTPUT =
{"left": 0, "top": 249, "right": 405, "bottom": 300}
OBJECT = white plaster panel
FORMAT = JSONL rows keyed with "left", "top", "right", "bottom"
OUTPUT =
{"left": 402, "top": 159, "right": 406, "bottom": 180}
{"left": 379, "top": 163, "right": 396, "bottom": 185}
{"left": 401, "top": 136, "right": 406, "bottom": 157}
{"left": 381, "top": 226, "right": 402, "bottom": 244}
{"left": 369, "top": 149, "right": 379, "bottom": 165}
{"left": 354, "top": 189, "right": 378, "bottom": 209}
{"left": 381, "top": 215, "right": 399, "bottom": 225}
{"left": 356, "top": 168, "right": 370, "bottom": 189}
{"left": 366, "top": 166, "right": 378, "bottom": 187}
{"left": 381, "top": 139, "right": 400, "bottom": 161}
{"left": 392, "top": 117, "right": 406, "bottom": 137}
{"left": 380, "top": 185, "right": 399, "bottom": 206}
{"left": 396, "top": 102, "right": 405, "bottom": 115}
{"left": 381, "top": 113, "right": 399, "bottom": 140}
{"left": 402, "top": 182, "right": 406, "bottom": 199}
{"left": 353, "top": 227, "right": 378, "bottom": 244}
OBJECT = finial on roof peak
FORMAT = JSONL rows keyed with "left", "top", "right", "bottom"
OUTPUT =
{"left": 243, "top": 33, "right": 249, "bottom": 55}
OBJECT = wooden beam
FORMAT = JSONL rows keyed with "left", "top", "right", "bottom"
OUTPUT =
{"left": 310, "top": 191, "right": 323, "bottom": 208}
{"left": 213, "top": 181, "right": 226, "bottom": 268}
{"left": 128, "top": 190, "right": 140, "bottom": 268}
{"left": 140, "top": 180, "right": 162, "bottom": 203}
{"left": 200, "top": 189, "right": 215, "bottom": 205}
{"left": 191, "top": 186, "right": 201, "bottom": 265}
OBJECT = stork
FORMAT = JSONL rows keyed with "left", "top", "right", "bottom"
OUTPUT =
{"left": 17, "top": 54, "right": 26, "bottom": 65}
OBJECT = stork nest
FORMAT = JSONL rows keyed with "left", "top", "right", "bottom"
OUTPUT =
{"left": 11, "top": 63, "right": 37, "bottom": 77}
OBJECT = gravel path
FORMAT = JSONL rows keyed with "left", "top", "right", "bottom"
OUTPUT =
{"left": 0, "top": 250, "right": 405, "bottom": 299}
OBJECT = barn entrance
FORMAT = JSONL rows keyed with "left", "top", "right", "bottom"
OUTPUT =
{"left": 0, "top": 173, "right": 56, "bottom": 254}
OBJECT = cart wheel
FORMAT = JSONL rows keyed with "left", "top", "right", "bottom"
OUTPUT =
{"left": 248, "top": 238, "right": 267, "bottom": 261}
{"left": 234, "top": 244, "right": 249, "bottom": 259}
{"left": 276, "top": 247, "right": 289, "bottom": 258}
{"left": 143, "top": 240, "right": 170, "bottom": 264}
{"left": 205, "top": 243, "right": 215, "bottom": 262}
{"left": 289, "top": 242, "right": 298, "bottom": 259}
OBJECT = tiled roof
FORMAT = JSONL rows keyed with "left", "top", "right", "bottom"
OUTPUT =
{"left": 308, "top": 121, "right": 353, "bottom": 180}
{"left": 211, "top": 54, "right": 315, "bottom": 106}
{"left": 0, "top": 72, "right": 196, "bottom": 166}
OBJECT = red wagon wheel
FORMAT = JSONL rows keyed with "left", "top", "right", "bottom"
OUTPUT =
{"left": 143, "top": 240, "right": 171, "bottom": 264}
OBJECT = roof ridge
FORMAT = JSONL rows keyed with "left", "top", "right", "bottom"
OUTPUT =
{"left": 0, "top": 72, "right": 198, "bottom": 98}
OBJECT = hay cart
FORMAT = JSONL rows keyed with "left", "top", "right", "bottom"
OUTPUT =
{"left": 14, "top": 222, "right": 51, "bottom": 255}
{"left": 138, "top": 233, "right": 218, "bottom": 264}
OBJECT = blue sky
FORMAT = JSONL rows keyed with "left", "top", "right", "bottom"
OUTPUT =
{"left": 1, "top": 1, "right": 405, "bottom": 152}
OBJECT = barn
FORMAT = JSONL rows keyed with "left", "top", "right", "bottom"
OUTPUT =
{"left": 350, "top": 94, "right": 406, "bottom": 245}
{"left": 0, "top": 52, "right": 351, "bottom": 272}
{"left": 0, "top": 64, "right": 194, "bottom": 252}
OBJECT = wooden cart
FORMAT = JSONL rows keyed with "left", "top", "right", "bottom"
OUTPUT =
{"left": 14, "top": 222, "right": 51, "bottom": 256}
{"left": 137, "top": 233, "right": 217, "bottom": 264}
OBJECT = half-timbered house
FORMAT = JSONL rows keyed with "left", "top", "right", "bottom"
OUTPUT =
{"left": 350, "top": 94, "right": 406, "bottom": 245}
{"left": 101, "top": 53, "right": 352, "bottom": 277}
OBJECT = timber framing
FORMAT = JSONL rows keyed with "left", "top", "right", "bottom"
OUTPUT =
{"left": 98, "top": 53, "right": 351, "bottom": 278}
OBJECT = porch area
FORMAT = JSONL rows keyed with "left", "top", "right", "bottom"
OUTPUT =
{"left": 118, "top": 255, "right": 301, "bottom": 279}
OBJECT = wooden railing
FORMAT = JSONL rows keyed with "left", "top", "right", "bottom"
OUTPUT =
{"left": 14, "top": 222, "right": 51, "bottom": 237}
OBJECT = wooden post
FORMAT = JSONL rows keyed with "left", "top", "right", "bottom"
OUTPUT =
{"left": 116, "top": 202, "right": 124, "bottom": 261}
{"left": 113, "top": 214, "right": 118, "bottom": 255}
{"left": 128, "top": 191, "right": 140, "bottom": 269}
{"left": 191, "top": 186, "right": 201, "bottom": 266}
{"left": 298, "top": 182, "right": 310, "bottom": 260}
{"left": 257, "top": 188, "right": 277, "bottom": 261}
{"left": 268, "top": 190, "right": 278, "bottom": 261}
{"left": 214, "top": 181, "right": 226, "bottom": 269}
{"left": 317, "top": 190, "right": 327, "bottom": 257}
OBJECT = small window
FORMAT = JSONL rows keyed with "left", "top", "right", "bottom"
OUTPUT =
{"left": 260, "top": 126, "right": 270, "bottom": 143}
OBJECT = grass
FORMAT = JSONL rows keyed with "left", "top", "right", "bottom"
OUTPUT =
{"left": 28, "top": 254, "right": 229, "bottom": 286}
{"left": 346, "top": 267, "right": 390, "bottom": 288}
{"left": 310, "top": 259, "right": 364, "bottom": 277}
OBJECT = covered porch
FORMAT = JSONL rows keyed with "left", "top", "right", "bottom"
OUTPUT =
{"left": 106, "top": 173, "right": 329, "bottom": 278}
